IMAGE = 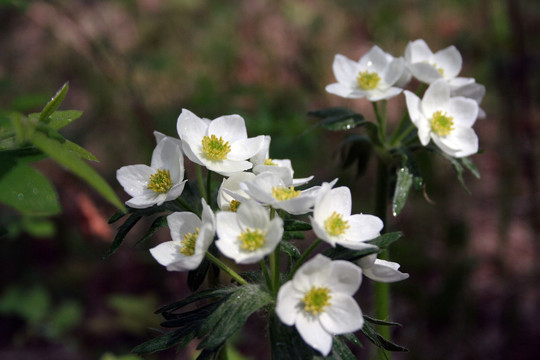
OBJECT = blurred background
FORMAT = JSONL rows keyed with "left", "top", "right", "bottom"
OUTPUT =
{"left": 0, "top": 0, "right": 538, "bottom": 359}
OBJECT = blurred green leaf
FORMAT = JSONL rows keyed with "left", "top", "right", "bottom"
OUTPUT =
{"left": 441, "top": 153, "right": 470, "bottom": 193}
{"left": 367, "top": 232, "right": 403, "bottom": 248}
{"left": 363, "top": 315, "right": 402, "bottom": 327}
{"left": 31, "top": 131, "right": 125, "bottom": 211}
{"left": 392, "top": 167, "right": 413, "bottom": 216}
{"left": 46, "top": 301, "right": 82, "bottom": 338}
{"left": 360, "top": 322, "right": 408, "bottom": 352}
{"left": 48, "top": 110, "right": 83, "bottom": 130}
{"left": 156, "top": 287, "right": 237, "bottom": 315}
{"left": 461, "top": 157, "right": 480, "bottom": 179}
{"left": 0, "top": 157, "right": 61, "bottom": 215}
{"left": 0, "top": 285, "right": 51, "bottom": 325}
{"left": 39, "top": 82, "right": 69, "bottom": 122}
{"left": 100, "top": 353, "right": 142, "bottom": 360}
{"left": 21, "top": 216, "right": 56, "bottom": 237}
{"left": 108, "top": 294, "right": 159, "bottom": 335}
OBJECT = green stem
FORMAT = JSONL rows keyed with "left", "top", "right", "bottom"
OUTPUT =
{"left": 372, "top": 102, "right": 386, "bottom": 144}
{"left": 392, "top": 123, "right": 415, "bottom": 146}
{"left": 270, "top": 247, "right": 280, "bottom": 297}
{"left": 287, "top": 239, "right": 322, "bottom": 281}
{"left": 196, "top": 165, "right": 207, "bottom": 201}
{"left": 205, "top": 252, "right": 248, "bottom": 286}
{"left": 261, "top": 259, "right": 272, "bottom": 291}
{"left": 374, "top": 157, "right": 391, "bottom": 360}
{"left": 206, "top": 169, "right": 212, "bottom": 205}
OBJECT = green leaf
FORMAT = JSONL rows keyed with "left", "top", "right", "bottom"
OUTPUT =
{"left": 340, "top": 333, "right": 363, "bottom": 349}
{"left": 48, "top": 110, "right": 83, "bottom": 130}
{"left": 339, "top": 134, "right": 372, "bottom": 177}
{"left": 61, "top": 139, "right": 99, "bottom": 161}
{"left": 440, "top": 152, "right": 471, "bottom": 193}
{"left": 0, "top": 156, "right": 61, "bottom": 215}
{"left": 327, "top": 336, "right": 356, "bottom": 360}
{"left": 367, "top": 232, "right": 403, "bottom": 249}
{"left": 103, "top": 214, "right": 142, "bottom": 259}
{"left": 363, "top": 315, "right": 402, "bottom": 327}
{"left": 156, "top": 287, "right": 237, "bottom": 315}
{"left": 31, "top": 131, "right": 125, "bottom": 211}
{"left": 284, "top": 219, "right": 312, "bottom": 231}
{"left": 135, "top": 216, "right": 168, "bottom": 247}
{"left": 187, "top": 257, "right": 210, "bottom": 292}
{"left": 461, "top": 157, "right": 481, "bottom": 179}
{"left": 282, "top": 231, "right": 305, "bottom": 241}
{"left": 132, "top": 327, "right": 194, "bottom": 354}
{"left": 360, "top": 322, "right": 408, "bottom": 352}
{"left": 108, "top": 210, "right": 127, "bottom": 224}
{"left": 323, "top": 245, "right": 379, "bottom": 262}
{"left": 39, "top": 82, "right": 69, "bottom": 122}
{"left": 392, "top": 167, "right": 413, "bottom": 216}
{"left": 197, "top": 285, "right": 273, "bottom": 349}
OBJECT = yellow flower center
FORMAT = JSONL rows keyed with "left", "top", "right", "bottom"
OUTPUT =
{"left": 272, "top": 186, "right": 301, "bottom": 201}
{"left": 201, "top": 134, "right": 231, "bottom": 161}
{"left": 430, "top": 110, "right": 455, "bottom": 136}
{"left": 356, "top": 71, "right": 381, "bottom": 90}
{"left": 302, "top": 286, "right": 332, "bottom": 315}
{"left": 324, "top": 211, "right": 350, "bottom": 236}
{"left": 229, "top": 200, "right": 240, "bottom": 212}
{"left": 264, "top": 158, "right": 278, "bottom": 166}
{"left": 147, "top": 169, "right": 173, "bottom": 193}
{"left": 179, "top": 227, "right": 199, "bottom": 256}
{"left": 238, "top": 228, "right": 266, "bottom": 251}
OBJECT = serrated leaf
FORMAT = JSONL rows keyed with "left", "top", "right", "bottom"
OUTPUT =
{"left": 31, "top": 131, "right": 125, "bottom": 210}
{"left": 279, "top": 241, "right": 301, "bottom": 260}
{"left": 197, "top": 285, "right": 272, "bottom": 349}
{"left": 48, "top": 110, "right": 83, "bottom": 130}
{"left": 324, "top": 336, "right": 356, "bottom": 360}
{"left": 363, "top": 315, "right": 402, "bottom": 327}
{"left": 160, "top": 302, "right": 220, "bottom": 326}
{"left": 39, "top": 82, "right": 69, "bottom": 122}
{"left": 0, "top": 156, "right": 61, "bottom": 215}
{"left": 103, "top": 214, "right": 142, "bottom": 259}
{"left": 131, "top": 327, "right": 193, "bottom": 354}
{"left": 360, "top": 322, "right": 408, "bottom": 352}
{"left": 282, "top": 231, "right": 305, "bottom": 241}
{"left": 461, "top": 157, "right": 480, "bottom": 179}
{"left": 284, "top": 219, "right": 312, "bottom": 231}
{"left": 135, "top": 216, "right": 168, "bottom": 247}
{"left": 156, "top": 287, "right": 237, "bottom": 314}
{"left": 392, "top": 167, "right": 413, "bottom": 216}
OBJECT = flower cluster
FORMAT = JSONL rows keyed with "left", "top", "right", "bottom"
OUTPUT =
{"left": 116, "top": 106, "right": 408, "bottom": 356}
{"left": 327, "top": 39, "right": 485, "bottom": 158}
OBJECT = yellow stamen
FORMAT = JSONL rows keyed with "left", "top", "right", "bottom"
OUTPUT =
{"left": 180, "top": 228, "right": 199, "bottom": 256}
{"left": 302, "top": 286, "right": 332, "bottom": 315}
{"left": 430, "top": 110, "right": 454, "bottom": 136}
{"left": 229, "top": 200, "right": 240, "bottom": 212}
{"left": 147, "top": 169, "right": 173, "bottom": 193}
{"left": 238, "top": 228, "right": 266, "bottom": 251}
{"left": 324, "top": 211, "right": 350, "bottom": 236}
{"left": 201, "top": 134, "right": 231, "bottom": 161}
{"left": 356, "top": 71, "right": 381, "bottom": 90}
{"left": 264, "top": 158, "right": 278, "bottom": 166}
{"left": 272, "top": 186, "right": 301, "bottom": 201}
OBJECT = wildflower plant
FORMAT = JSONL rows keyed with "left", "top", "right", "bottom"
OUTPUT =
{"left": 107, "top": 39, "right": 484, "bottom": 359}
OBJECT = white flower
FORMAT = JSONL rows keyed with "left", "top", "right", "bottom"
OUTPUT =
{"left": 149, "top": 199, "right": 215, "bottom": 271}
{"left": 325, "top": 45, "right": 407, "bottom": 101}
{"left": 404, "top": 79, "right": 479, "bottom": 158}
{"left": 311, "top": 185, "right": 382, "bottom": 250}
{"left": 217, "top": 172, "right": 256, "bottom": 211}
{"left": 116, "top": 137, "right": 186, "bottom": 208}
{"left": 357, "top": 254, "right": 409, "bottom": 283}
{"left": 251, "top": 136, "right": 313, "bottom": 187}
{"left": 241, "top": 172, "right": 330, "bottom": 215}
{"left": 451, "top": 81, "right": 486, "bottom": 118}
{"left": 215, "top": 200, "right": 283, "bottom": 264}
{"left": 176, "top": 108, "right": 266, "bottom": 176}
{"left": 404, "top": 39, "right": 474, "bottom": 89}
{"left": 276, "top": 254, "right": 364, "bottom": 356}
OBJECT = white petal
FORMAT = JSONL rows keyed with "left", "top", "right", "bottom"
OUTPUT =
{"left": 365, "top": 86, "right": 403, "bottom": 101}
{"left": 452, "top": 82, "right": 485, "bottom": 104}
{"left": 447, "top": 97, "right": 478, "bottom": 128}
{"left": 436, "top": 126, "right": 478, "bottom": 158}
{"left": 216, "top": 212, "right": 241, "bottom": 241}
{"left": 205, "top": 158, "right": 253, "bottom": 176}
{"left": 229, "top": 135, "right": 266, "bottom": 161}
{"left": 167, "top": 212, "right": 201, "bottom": 241}
{"left": 357, "top": 253, "right": 377, "bottom": 269}
{"left": 117, "top": 164, "right": 154, "bottom": 197}
{"left": 293, "top": 254, "right": 332, "bottom": 293}
{"left": 332, "top": 54, "right": 359, "bottom": 87}
{"left": 236, "top": 200, "right": 269, "bottom": 230}
{"left": 319, "top": 293, "right": 364, "bottom": 334}
{"left": 409, "top": 62, "right": 442, "bottom": 84}
{"left": 296, "top": 314, "right": 333, "bottom": 356}
{"left": 165, "top": 181, "right": 187, "bottom": 201}
{"left": 433, "top": 45, "right": 462, "bottom": 80}
{"left": 149, "top": 241, "right": 180, "bottom": 267}
{"left": 363, "top": 259, "right": 410, "bottom": 283}
{"left": 325, "top": 83, "right": 361, "bottom": 99}
{"left": 275, "top": 281, "right": 303, "bottom": 326}
{"left": 324, "top": 260, "right": 363, "bottom": 295}
{"left": 250, "top": 135, "right": 271, "bottom": 165}
{"left": 150, "top": 137, "right": 184, "bottom": 181}
{"left": 359, "top": 45, "right": 389, "bottom": 74}
{"left": 126, "top": 194, "right": 160, "bottom": 208}
{"left": 422, "top": 79, "right": 450, "bottom": 116}
{"left": 405, "top": 39, "right": 433, "bottom": 63}
{"left": 347, "top": 214, "right": 383, "bottom": 241}
{"left": 176, "top": 109, "right": 207, "bottom": 143}
{"left": 383, "top": 57, "right": 405, "bottom": 86}
{"left": 208, "top": 114, "right": 247, "bottom": 143}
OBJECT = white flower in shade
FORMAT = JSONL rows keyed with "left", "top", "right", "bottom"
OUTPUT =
{"left": 276, "top": 254, "right": 364, "bottom": 356}
{"left": 451, "top": 81, "right": 486, "bottom": 118}
{"left": 404, "top": 39, "right": 474, "bottom": 89}
{"left": 357, "top": 254, "right": 409, "bottom": 283}
{"left": 215, "top": 200, "right": 283, "bottom": 264}
{"left": 116, "top": 137, "right": 186, "bottom": 208}
{"left": 325, "top": 45, "right": 407, "bottom": 101}
{"left": 176, "top": 108, "right": 266, "bottom": 176}
{"left": 149, "top": 199, "right": 215, "bottom": 271}
{"left": 404, "top": 79, "right": 479, "bottom": 158}
{"left": 217, "top": 172, "right": 256, "bottom": 211}
{"left": 311, "top": 185, "right": 382, "bottom": 250}
{"left": 251, "top": 136, "right": 313, "bottom": 187}
{"left": 241, "top": 172, "right": 331, "bottom": 215}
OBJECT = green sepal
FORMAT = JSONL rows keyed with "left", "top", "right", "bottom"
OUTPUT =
{"left": 39, "top": 82, "right": 69, "bottom": 123}
{"left": 461, "top": 157, "right": 480, "bottom": 179}
{"left": 103, "top": 214, "right": 142, "bottom": 259}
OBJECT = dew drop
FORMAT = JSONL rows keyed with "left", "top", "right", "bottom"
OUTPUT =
{"left": 17, "top": 193, "right": 24, "bottom": 200}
